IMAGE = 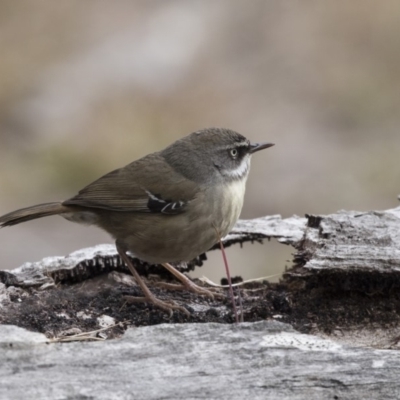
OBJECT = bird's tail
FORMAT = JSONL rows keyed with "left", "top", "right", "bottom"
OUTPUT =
{"left": 0, "top": 202, "right": 68, "bottom": 227}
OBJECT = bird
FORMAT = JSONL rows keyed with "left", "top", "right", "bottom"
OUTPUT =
{"left": 0, "top": 128, "right": 274, "bottom": 315}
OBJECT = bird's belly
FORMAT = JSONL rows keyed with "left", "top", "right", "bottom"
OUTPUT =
{"left": 120, "top": 214, "right": 218, "bottom": 264}
{"left": 104, "top": 180, "right": 246, "bottom": 264}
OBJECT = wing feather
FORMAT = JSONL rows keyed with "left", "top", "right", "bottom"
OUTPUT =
{"left": 63, "top": 153, "right": 197, "bottom": 214}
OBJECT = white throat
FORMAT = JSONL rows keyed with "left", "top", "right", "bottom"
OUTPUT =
{"left": 224, "top": 155, "right": 251, "bottom": 181}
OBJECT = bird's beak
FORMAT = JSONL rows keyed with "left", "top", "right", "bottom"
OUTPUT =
{"left": 249, "top": 142, "right": 275, "bottom": 154}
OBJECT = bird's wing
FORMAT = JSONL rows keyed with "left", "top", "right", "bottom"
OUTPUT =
{"left": 63, "top": 153, "right": 198, "bottom": 215}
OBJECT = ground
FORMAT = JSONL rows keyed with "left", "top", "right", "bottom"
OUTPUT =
{"left": 2, "top": 263, "right": 400, "bottom": 347}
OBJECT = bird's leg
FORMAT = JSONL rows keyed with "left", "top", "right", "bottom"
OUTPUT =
{"left": 213, "top": 225, "right": 239, "bottom": 324}
{"left": 116, "top": 242, "right": 190, "bottom": 316}
{"left": 156, "top": 263, "right": 222, "bottom": 299}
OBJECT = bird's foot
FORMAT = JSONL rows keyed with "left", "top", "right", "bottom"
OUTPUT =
{"left": 123, "top": 294, "right": 190, "bottom": 317}
{"left": 155, "top": 280, "right": 224, "bottom": 300}
{"left": 159, "top": 263, "right": 225, "bottom": 300}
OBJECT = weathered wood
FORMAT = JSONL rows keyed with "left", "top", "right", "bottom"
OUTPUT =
{"left": 1, "top": 322, "right": 400, "bottom": 400}
{"left": 298, "top": 207, "right": 400, "bottom": 272}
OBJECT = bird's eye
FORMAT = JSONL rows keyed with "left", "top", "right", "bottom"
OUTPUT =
{"left": 230, "top": 149, "right": 238, "bottom": 158}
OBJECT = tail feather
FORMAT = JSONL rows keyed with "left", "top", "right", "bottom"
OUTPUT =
{"left": 0, "top": 202, "right": 67, "bottom": 227}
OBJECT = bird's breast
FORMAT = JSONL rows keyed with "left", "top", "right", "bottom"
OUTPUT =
{"left": 216, "top": 177, "right": 247, "bottom": 237}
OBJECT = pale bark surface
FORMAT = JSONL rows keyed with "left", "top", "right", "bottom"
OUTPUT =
{"left": 2, "top": 322, "right": 400, "bottom": 400}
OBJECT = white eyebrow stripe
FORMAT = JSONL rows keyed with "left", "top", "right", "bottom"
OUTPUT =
{"left": 233, "top": 142, "right": 250, "bottom": 147}
{"left": 218, "top": 142, "right": 250, "bottom": 151}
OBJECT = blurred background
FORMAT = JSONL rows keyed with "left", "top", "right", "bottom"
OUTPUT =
{"left": 1, "top": 1, "right": 399, "bottom": 282}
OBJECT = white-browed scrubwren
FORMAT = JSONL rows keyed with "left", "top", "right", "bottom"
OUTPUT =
{"left": 0, "top": 128, "right": 274, "bottom": 315}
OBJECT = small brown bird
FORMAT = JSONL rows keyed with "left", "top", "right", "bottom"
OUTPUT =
{"left": 0, "top": 128, "right": 273, "bottom": 314}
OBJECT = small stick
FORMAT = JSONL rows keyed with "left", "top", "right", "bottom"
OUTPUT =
{"left": 213, "top": 224, "right": 239, "bottom": 324}
{"left": 199, "top": 274, "right": 280, "bottom": 287}
{"left": 236, "top": 287, "right": 244, "bottom": 323}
